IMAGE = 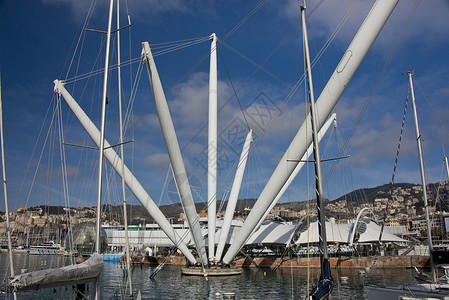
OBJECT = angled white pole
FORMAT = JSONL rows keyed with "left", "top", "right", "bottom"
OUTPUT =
{"left": 215, "top": 129, "right": 252, "bottom": 262}
{"left": 223, "top": 0, "right": 399, "bottom": 264}
{"left": 207, "top": 33, "right": 218, "bottom": 262}
{"left": 408, "top": 71, "right": 436, "bottom": 282}
{"left": 141, "top": 42, "right": 208, "bottom": 266}
{"left": 445, "top": 156, "right": 449, "bottom": 182}
{"left": 254, "top": 113, "right": 336, "bottom": 233}
{"left": 116, "top": 0, "right": 132, "bottom": 295}
{"left": 54, "top": 80, "right": 197, "bottom": 264}
{"left": 0, "top": 75, "right": 17, "bottom": 300}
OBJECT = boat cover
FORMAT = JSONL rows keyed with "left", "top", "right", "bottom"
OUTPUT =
{"left": 309, "top": 258, "right": 334, "bottom": 300}
{"left": 10, "top": 253, "right": 103, "bottom": 291}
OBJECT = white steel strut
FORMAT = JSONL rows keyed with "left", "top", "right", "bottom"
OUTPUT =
{"left": 208, "top": 33, "right": 218, "bottom": 262}
{"left": 53, "top": 80, "right": 197, "bottom": 265}
{"left": 223, "top": 0, "right": 399, "bottom": 264}
{"left": 141, "top": 42, "right": 208, "bottom": 266}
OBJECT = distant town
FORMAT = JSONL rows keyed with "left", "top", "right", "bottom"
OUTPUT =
{"left": 1, "top": 181, "right": 448, "bottom": 246}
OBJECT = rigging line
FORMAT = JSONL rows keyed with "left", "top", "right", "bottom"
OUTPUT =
{"left": 158, "top": 165, "right": 171, "bottom": 207}
{"left": 133, "top": 1, "right": 301, "bottom": 140}
{"left": 23, "top": 96, "right": 60, "bottom": 209}
{"left": 312, "top": 0, "right": 360, "bottom": 97}
{"left": 179, "top": 23, "right": 304, "bottom": 154}
{"left": 150, "top": 0, "right": 270, "bottom": 116}
{"left": 123, "top": 63, "right": 143, "bottom": 136}
{"left": 151, "top": 36, "right": 210, "bottom": 49}
{"left": 15, "top": 94, "right": 56, "bottom": 206}
{"left": 63, "top": 0, "right": 97, "bottom": 81}
{"left": 57, "top": 92, "right": 75, "bottom": 259}
{"left": 217, "top": 46, "right": 250, "bottom": 130}
{"left": 63, "top": 57, "right": 142, "bottom": 85}
{"left": 220, "top": 0, "right": 267, "bottom": 42}
{"left": 151, "top": 36, "right": 210, "bottom": 47}
{"left": 153, "top": 38, "right": 211, "bottom": 57}
{"left": 152, "top": 37, "right": 210, "bottom": 53}
{"left": 391, "top": 94, "right": 409, "bottom": 186}
{"left": 183, "top": 0, "right": 355, "bottom": 156}
{"left": 415, "top": 78, "right": 449, "bottom": 138}
{"left": 219, "top": 41, "right": 291, "bottom": 88}
{"left": 324, "top": 0, "right": 421, "bottom": 184}
{"left": 377, "top": 93, "right": 409, "bottom": 252}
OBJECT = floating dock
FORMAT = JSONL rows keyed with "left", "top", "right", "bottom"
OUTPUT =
{"left": 181, "top": 266, "right": 242, "bottom": 276}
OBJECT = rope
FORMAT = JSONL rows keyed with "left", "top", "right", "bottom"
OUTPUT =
{"left": 219, "top": 41, "right": 291, "bottom": 88}
{"left": 415, "top": 78, "right": 449, "bottom": 139}
{"left": 217, "top": 46, "right": 250, "bottom": 130}
{"left": 23, "top": 97, "right": 60, "bottom": 209}
{"left": 323, "top": 0, "right": 421, "bottom": 186}
{"left": 378, "top": 93, "right": 409, "bottom": 251}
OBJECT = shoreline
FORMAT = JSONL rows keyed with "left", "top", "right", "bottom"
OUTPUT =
{"left": 129, "top": 255, "right": 429, "bottom": 269}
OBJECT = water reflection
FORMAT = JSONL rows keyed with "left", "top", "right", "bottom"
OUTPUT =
{"left": 1, "top": 253, "right": 418, "bottom": 299}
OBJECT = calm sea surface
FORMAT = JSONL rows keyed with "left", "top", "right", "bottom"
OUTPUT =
{"left": 0, "top": 253, "right": 419, "bottom": 299}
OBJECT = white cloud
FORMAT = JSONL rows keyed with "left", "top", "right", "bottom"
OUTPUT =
{"left": 41, "top": 0, "right": 214, "bottom": 23}
{"left": 278, "top": 0, "right": 449, "bottom": 52}
{"left": 144, "top": 152, "right": 169, "bottom": 171}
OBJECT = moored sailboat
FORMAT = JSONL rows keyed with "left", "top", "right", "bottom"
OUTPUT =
{"left": 300, "top": 2, "right": 333, "bottom": 298}
{"left": 364, "top": 72, "right": 449, "bottom": 299}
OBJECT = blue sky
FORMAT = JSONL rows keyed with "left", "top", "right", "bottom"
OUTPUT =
{"left": 1, "top": 0, "right": 449, "bottom": 212}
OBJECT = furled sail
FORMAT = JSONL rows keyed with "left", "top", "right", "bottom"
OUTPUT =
{"left": 10, "top": 254, "right": 103, "bottom": 291}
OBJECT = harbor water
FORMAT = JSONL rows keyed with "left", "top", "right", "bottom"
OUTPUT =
{"left": 0, "top": 253, "right": 419, "bottom": 299}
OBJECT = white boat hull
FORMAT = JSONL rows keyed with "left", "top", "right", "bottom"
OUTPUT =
{"left": 28, "top": 242, "right": 63, "bottom": 255}
{"left": 365, "top": 284, "right": 449, "bottom": 300}
{"left": 28, "top": 247, "right": 62, "bottom": 255}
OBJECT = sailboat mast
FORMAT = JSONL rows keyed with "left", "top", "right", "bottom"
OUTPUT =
{"left": 95, "top": 0, "right": 114, "bottom": 255}
{"left": 407, "top": 71, "right": 436, "bottom": 282}
{"left": 0, "top": 75, "right": 18, "bottom": 300}
{"left": 94, "top": 0, "right": 114, "bottom": 297}
{"left": 116, "top": 0, "right": 132, "bottom": 295}
{"left": 208, "top": 33, "right": 218, "bottom": 263}
{"left": 255, "top": 114, "right": 336, "bottom": 237}
{"left": 301, "top": 2, "right": 328, "bottom": 262}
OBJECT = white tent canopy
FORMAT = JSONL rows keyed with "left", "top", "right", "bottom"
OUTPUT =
{"left": 294, "top": 221, "right": 349, "bottom": 245}
{"left": 293, "top": 219, "right": 408, "bottom": 246}
{"left": 246, "top": 222, "right": 297, "bottom": 245}
{"left": 350, "top": 218, "right": 408, "bottom": 244}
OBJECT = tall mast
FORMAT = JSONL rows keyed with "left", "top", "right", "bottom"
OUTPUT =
{"left": 301, "top": 2, "right": 328, "bottom": 263}
{"left": 207, "top": 33, "right": 218, "bottom": 263}
{"left": 301, "top": 3, "right": 334, "bottom": 298}
{"left": 0, "top": 75, "right": 17, "bottom": 300}
{"left": 116, "top": 0, "right": 132, "bottom": 295}
{"left": 94, "top": 0, "right": 114, "bottom": 297}
{"left": 254, "top": 113, "right": 336, "bottom": 236}
{"left": 407, "top": 71, "right": 436, "bottom": 282}
{"left": 223, "top": 0, "right": 398, "bottom": 265}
